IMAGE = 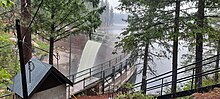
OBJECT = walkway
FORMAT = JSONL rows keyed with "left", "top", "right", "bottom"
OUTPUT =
{"left": 67, "top": 54, "right": 137, "bottom": 96}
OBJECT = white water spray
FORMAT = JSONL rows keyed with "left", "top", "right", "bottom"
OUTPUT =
{"left": 77, "top": 40, "right": 102, "bottom": 73}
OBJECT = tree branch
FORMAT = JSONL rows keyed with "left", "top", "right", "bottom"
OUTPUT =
{"left": 55, "top": 29, "right": 80, "bottom": 42}
{"left": 54, "top": 0, "right": 85, "bottom": 28}
{"left": 205, "top": 15, "right": 220, "bottom": 18}
{"left": 34, "top": 32, "right": 50, "bottom": 41}
{"left": 55, "top": 19, "right": 86, "bottom": 39}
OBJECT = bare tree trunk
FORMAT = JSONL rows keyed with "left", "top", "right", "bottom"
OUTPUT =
{"left": 49, "top": 9, "right": 55, "bottom": 65}
{"left": 49, "top": 34, "right": 54, "bottom": 65}
{"left": 171, "top": 0, "right": 180, "bottom": 95}
{"left": 141, "top": 41, "right": 149, "bottom": 94}
{"left": 195, "top": 0, "right": 205, "bottom": 89}
{"left": 21, "top": 0, "right": 32, "bottom": 64}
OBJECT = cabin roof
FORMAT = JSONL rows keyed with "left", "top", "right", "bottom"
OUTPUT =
{"left": 9, "top": 59, "right": 73, "bottom": 98}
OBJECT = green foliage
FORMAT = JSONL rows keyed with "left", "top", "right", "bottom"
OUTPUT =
{"left": 0, "top": 68, "right": 12, "bottom": 96}
{"left": 118, "top": 1, "right": 220, "bottom": 98}
{"left": 0, "top": 0, "right": 13, "bottom": 7}
{"left": 32, "top": 0, "right": 104, "bottom": 42}
{"left": 0, "top": 33, "right": 18, "bottom": 95}
{"left": 33, "top": 40, "right": 49, "bottom": 57}
{"left": 120, "top": 83, "right": 134, "bottom": 93}
{"left": 181, "top": 74, "right": 220, "bottom": 91}
{"left": 0, "top": 69, "right": 12, "bottom": 88}
{"left": 0, "top": 0, "right": 17, "bottom": 95}
{"left": 0, "top": 33, "right": 19, "bottom": 75}
{"left": 116, "top": 91, "right": 155, "bottom": 99}
{"left": 116, "top": 0, "right": 175, "bottom": 63}
{"left": 36, "top": 41, "right": 49, "bottom": 51}
{"left": 116, "top": 83, "right": 156, "bottom": 99}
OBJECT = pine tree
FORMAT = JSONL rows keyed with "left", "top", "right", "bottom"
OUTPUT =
{"left": 32, "top": 0, "right": 104, "bottom": 65}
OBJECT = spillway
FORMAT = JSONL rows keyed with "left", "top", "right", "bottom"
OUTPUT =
{"left": 77, "top": 40, "right": 102, "bottom": 73}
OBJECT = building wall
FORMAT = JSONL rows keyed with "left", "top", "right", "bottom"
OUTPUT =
{"left": 31, "top": 84, "right": 66, "bottom": 99}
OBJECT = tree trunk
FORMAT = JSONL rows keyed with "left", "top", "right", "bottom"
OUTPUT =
{"left": 89, "top": 30, "right": 92, "bottom": 40}
{"left": 195, "top": 0, "right": 205, "bottom": 89}
{"left": 171, "top": 0, "right": 180, "bottom": 95}
{"left": 215, "top": 39, "right": 220, "bottom": 84}
{"left": 49, "top": 34, "right": 54, "bottom": 65}
{"left": 21, "top": 0, "right": 32, "bottom": 64}
{"left": 49, "top": 9, "right": 55, "bottom": 65}
{"left": 141, "top": 41, "right": 149, "bottom": 94}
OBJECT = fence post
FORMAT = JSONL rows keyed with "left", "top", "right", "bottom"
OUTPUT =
{"left": 191, "top": 68, "right": 195, "bottom": 89}
{"left": 101, "top": 64, "right": 103, "bottom": 72}
{"left": 125, "top": 59, "right": 128, "bottom": 71}
{"left": 120, "top": 62, "right": 123, "bottom": 75}
{"left": 109, "top": 60, "right": 111, "bottom": 67}
{"left": 161, "top": 78, "right": 164, "bottom": 96}
{"left": 83, "top": 78, "right": 86, "bottom": 88}
{"left": 128, "top": 58, "right": 131, "bottom": 68}
{"left": 72, "top": 75, "right": 75, "bottom": 83}
{"left": 102, "top": 71, "right": 105, "bottom": 94}
{"left": 16, "top": 19, "right": 28, "bottom": 99}
{"left": 112, "top": 66, "right": 115, "bottom": 81}
{"left": 89, "top": 68, "right": 92, "bottom": 76}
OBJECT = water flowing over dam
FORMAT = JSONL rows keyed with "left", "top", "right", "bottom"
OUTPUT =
{"left": 77, "top": 40, "right": 102, "bottom": 73}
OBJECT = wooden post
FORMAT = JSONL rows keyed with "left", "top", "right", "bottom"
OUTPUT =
{"left": 102, "top": 71, "right": 105, "bottom": 94}
{"left": 16, "top": 19, "right": 29, "bottom": 99}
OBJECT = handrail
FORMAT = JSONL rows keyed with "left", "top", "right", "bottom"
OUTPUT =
{"left": 143, "top": 58, "right": 218, "bottom": 85}
{"left": 131, "top": 54, "right": 220, "bottom": 98}
{"left": 69, "top": 54, "right": 137, "bottom": 95}
{"left": 84, "top": 56, "right": 137, "bottom": 93}
{"left": 140, "top": 54, "right": 218, "bottom": 83}
{"left": 78, "top": 56, "right": 131, "bottom": 84}
{"left": 67, "top": 53, "right": 127, "bottom": 78}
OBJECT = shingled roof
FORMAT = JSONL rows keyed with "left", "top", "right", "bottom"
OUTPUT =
{"left": 9, "top": 59, "right": 73, "bottom": 98}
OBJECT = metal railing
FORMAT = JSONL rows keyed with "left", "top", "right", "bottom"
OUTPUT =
{"left": 85, "top": 56, "right": 135, "bottom": 92}
{"left": 67, "top": 53, "right": 128, "bottom": 85}
{"left": 132, "top": 54, "right": 220, "bottom": 98}
{"left": 69, "top": 53, "right": 138, "bottom": 95}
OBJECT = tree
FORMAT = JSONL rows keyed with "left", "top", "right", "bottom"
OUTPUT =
{"left": 118, "top": 0, "right": 220, "bottom": 95}
{"left": 116, "top": 83, "right": 156, "bottom": 99}
{"left": 171, "top": 0, "right": 180, "bottom": 94}
{"left": 32, "top": 0, "right": 104, "bottom": 65}
{"left": 21, "top": 0, "right": 32, "bottom": 64}
{"left": 194, "top": 0, "right": 205, "bottom": 89}
{"left": 118, "top": 0, "right": 175, "bottom": 94}
{"left": 209, "top": 16, "right": 220, "bottom": 83}
{"left": 180, "top": 0, "right": 220, "bottom": 89}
